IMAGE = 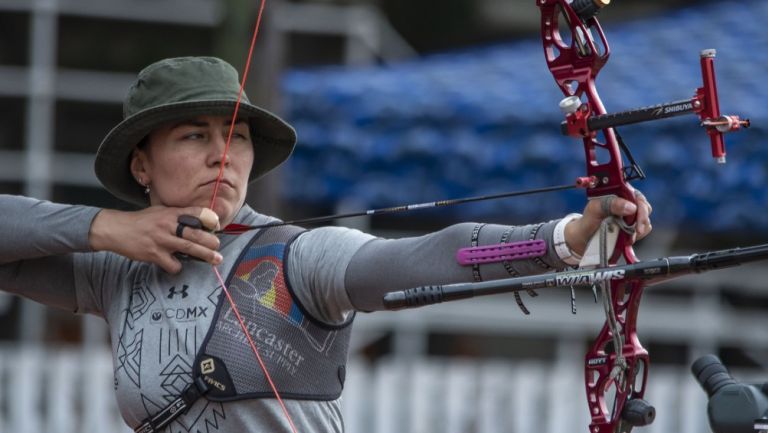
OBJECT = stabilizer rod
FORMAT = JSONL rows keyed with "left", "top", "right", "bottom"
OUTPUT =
{"left": 383, "top": 243, "right": 768, "bottom": 310}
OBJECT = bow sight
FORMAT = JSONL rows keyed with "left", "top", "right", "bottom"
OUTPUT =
{"left": 559, "top": 49, "right": 750, "bottom": 164}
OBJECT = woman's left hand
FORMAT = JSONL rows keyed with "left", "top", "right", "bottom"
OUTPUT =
{"left": 564, "top": 191, "right": 653, "bottom": 257}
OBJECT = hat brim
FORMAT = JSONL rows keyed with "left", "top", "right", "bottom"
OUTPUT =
{"left": 95, "top": 99, "right": 297, "bottom": 206}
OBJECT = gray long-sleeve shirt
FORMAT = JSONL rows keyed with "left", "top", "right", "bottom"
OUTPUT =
{"left": 0, "top": 195, "right": 569, "bottom": 432}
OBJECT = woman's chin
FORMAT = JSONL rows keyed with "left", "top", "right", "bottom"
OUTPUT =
{"left": 210, "top": 198, "right": 240, "bottom": 226}
{"left": 155, "top": 192, "right": 240, "bottom": 226}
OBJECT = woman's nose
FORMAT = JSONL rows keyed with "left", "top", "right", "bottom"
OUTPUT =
{"left": 209, "top": 135, "right": 231, "bottom": 165}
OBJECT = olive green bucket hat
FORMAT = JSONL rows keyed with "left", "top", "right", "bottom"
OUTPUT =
{"left": 95, "top": 56, "right": 297, "bottom": 206}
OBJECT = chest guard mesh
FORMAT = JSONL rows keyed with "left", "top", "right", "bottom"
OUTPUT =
{"left": 194, "top": 225, "right": 353, "bottom": 401}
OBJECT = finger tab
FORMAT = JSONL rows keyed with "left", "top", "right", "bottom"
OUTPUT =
{"left": 178, "top": 215, "right": 203, "bottom": 229}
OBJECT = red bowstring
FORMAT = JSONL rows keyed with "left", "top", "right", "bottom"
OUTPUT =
{"left": 208, "top": 1, "right": 299, "bottom": 432}
{"left": 209, "top": 0, "right": 265, "bottom": 209}
{"left": 211, "top": 268, "right": 299, "bottom": 433}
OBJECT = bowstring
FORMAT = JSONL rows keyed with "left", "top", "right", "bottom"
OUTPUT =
{"left": 208, "top": 1, "right": 299, "bottom": 432}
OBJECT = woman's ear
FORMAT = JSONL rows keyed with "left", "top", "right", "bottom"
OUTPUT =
{"left": 130, "top": 146, "right": 150, "bottom": 186}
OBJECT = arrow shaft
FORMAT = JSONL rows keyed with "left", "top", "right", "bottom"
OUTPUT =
{"left": 219, "top": 183, "right": 580, "bottom": 234}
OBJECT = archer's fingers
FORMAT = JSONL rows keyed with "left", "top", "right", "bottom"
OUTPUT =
{"left": 176, "top": 223, "right": 221, "bottom": 251}
{"left": 599, "top": 196, "right": 637, "bottom": 218}
{"left": 635, "top": 191, "right": 652, "bottom": 216}
{"left": 161, "top": 259, "right": 183, "bottom": 275}
{"left": 633, "top": 191, "right": 653, "bottom": 239}
{"left": 168, "top": 236, "right": 223, "bottom": 266}
{"left": 602, "top": 194, "right": 653, "bottom": 239}
{"left": 154, "top": 252, "right": 183, "bottom": 274}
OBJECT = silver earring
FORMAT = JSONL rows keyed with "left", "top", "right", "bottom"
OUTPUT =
{"left": 138, "top": 178, "right": 150, "bottom": 195}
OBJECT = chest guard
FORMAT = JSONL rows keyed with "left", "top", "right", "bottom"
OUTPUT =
{"left": 194, "top": 225, "right": 354, "bottom": 401}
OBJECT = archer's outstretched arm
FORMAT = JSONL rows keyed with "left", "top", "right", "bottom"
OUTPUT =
{"left": 287, "top": 194, "right": 653, "bottom": 324}
{"left": 342, "top": 221, "right": 566, "bottom": 313}
{"left": 342, "top": 194, "right": 653, "bottom": 314}
{"left": 284, "top": 220, "right": 566, "bottom": 325}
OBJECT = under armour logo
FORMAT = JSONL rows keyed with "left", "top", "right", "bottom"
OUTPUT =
{"left": 168, "top": 285, "right": 189, "bottom": 299}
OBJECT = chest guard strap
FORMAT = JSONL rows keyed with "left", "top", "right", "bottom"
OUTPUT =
{"left": 134, "top": 377, "right": 210, "bottom": 433}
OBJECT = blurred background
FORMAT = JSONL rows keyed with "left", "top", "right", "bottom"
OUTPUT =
{"left": 0, "top": 0, "right": 766, "bottom": 431}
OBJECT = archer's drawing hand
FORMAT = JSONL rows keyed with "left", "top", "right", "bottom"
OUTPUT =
{"left": 89, "top": 206, "right": 222, "bottom": 274}
{"left": 564, "top": 192, "right": 653, "bottom": 256}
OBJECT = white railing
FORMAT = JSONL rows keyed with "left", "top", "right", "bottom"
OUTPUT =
{"left": 343, "top": 359, "right": 711, "bottom": 433}
{"left": 0, "top": 346, "right": 130, "bottom": 433}
{"left": 0, "top": 346, "right": 714, "bottom": 433}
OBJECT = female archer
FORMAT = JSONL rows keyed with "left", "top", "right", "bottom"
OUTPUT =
{"left": 0, "top": 56, "right": 651, "bottom": 432}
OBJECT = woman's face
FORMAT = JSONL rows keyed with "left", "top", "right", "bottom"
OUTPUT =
{"left": 131, "top": 114, "right": 254, "bottom": 225}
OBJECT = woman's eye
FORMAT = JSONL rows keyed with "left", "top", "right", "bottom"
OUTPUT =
{"left": 230, "top": 131, "right": 249, "bottom": 141}
{"left": 183, "top": 133, "right": 204, "bottom": 140}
